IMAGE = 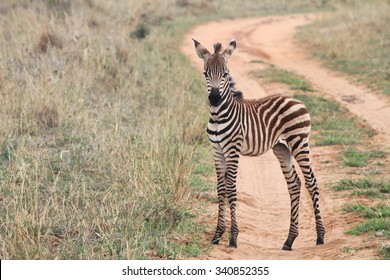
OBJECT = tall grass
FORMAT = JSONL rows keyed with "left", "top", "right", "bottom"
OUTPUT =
{"left": 0, "top": 0, "right": 207, "bottom": 259}
{"left": 0, "top": 0, "right": 332, "bottom": 259}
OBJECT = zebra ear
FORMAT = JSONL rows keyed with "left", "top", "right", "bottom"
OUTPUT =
{"left": 193, "top": 38, "right": 211, "bottom": 62}
{"left": 222, "top": 39, "right": 236, "bottom": 61}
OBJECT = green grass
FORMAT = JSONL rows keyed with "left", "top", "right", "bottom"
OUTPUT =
{"left": 190, "top": 144, "right": 215, "bottom": 194}
{"left": 332, "top": 178, "right": 390, "bottom": 198}
{"left": 346, "top": 219, "right": 390, "bottom": 237}
{"left": 340, "top": 246, "right": 350, "bottom": 254}
{"left": 297, "top": 0, "right": 390, "bottom": 95}
{"left": 379, "top": 245, "right": 390, "bottom": 260}
{"left": 340, "top": 148, "right": 387, "bottom": 167}
{"left": 342, "top": 203, "right": 390, "bottom": 219}
{"left": 340, "top": 191, "right": 390, "bottom": 260}
{"left": 253, "top": 68, "right": 315, "bottom": 92}
{"left": 293, "top": 94, "right": 374, "bottom": 146}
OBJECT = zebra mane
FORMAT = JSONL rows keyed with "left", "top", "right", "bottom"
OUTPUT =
{"left": 232, "top": 89, "right": 243, "bottom": 100}
{"left": 229, "top": 76, "right": 243, "bottom": 100}
{"left": 213, "top": 43, "right": 222, "bottom": 54}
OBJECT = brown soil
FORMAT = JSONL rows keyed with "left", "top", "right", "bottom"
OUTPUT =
{"left": 181, "top": 14, "right": 390, "bottom": 260}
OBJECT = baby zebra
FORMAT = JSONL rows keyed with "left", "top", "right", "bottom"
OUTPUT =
{"left": 192, "top": 38, "right": 325, "bottom": 250}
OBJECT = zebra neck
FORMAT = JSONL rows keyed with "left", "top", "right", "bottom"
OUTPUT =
{"left": 209, "top": 94, "right": 237, "bottom": 122}
{"left": 208, "top": 76, "right": 241, "bottom": 120}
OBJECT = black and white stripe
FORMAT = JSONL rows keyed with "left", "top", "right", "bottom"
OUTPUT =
{"left": 193, "top": 39, "right": 325, "bottom": 250}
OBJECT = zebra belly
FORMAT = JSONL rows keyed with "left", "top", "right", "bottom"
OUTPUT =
{"left": 239, "top": 123, "right": 275, "bottom": 156}
{"left": 240, "top": 138, "right": 270, "bottom": 156}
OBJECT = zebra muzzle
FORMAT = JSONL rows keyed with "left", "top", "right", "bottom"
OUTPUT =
{"left": 209, "top": 87, "right": 221, "bottom": 106}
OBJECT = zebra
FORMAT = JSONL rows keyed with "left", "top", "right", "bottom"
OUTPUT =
{"left": 192, "top": 38, "right": 325, "bottom": 250}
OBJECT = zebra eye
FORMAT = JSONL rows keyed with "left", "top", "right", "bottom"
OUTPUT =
{"left": 203, "top": 72, "right": 209, "bottom": 78}
{"left": 222, "top": 72, "right": 228, "bottom": 78}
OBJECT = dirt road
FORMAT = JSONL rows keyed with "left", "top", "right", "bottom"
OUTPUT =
{"left": 181, "top": 14, "right": 390, "bottom": 259}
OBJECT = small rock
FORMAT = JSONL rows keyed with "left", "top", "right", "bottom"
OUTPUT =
{"left": 375, "top": 230, "right": 385, "bottom": 237}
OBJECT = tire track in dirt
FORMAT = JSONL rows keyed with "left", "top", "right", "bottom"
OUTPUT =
{"left": 181, "top": 14, "right": 390, "bottom": 259}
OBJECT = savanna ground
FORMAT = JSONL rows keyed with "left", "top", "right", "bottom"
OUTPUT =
{"left": 0, "top": 0, "right": 389, "bottom": 260}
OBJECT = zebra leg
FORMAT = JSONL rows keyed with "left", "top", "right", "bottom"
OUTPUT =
{"left": 225, "top": 153, "right": 240, "bottom": 248}
{"left": 293, "top": 141, "right": 326, "bottom": 247}
{"left": 211, "top": 146, "right": 227, "bottom": 245}
{"left": 273, "top": 143, "right": 302, "bottom": 251}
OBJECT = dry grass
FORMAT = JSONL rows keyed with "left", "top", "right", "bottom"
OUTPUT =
{"left": 0, "top": 0, "right": 208, "bottom": 260}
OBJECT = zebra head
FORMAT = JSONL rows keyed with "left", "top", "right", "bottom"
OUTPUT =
{"left": 192, "top": 39, "right": 236, "bottom": 107}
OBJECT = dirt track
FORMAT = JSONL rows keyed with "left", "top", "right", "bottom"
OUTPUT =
{"left": 181, "top": 14, "right": 390, "bottom": 260}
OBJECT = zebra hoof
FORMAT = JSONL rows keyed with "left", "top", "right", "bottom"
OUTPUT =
{"left": 211, "top": 239, "right": 220, "bottom": 245}
{"left": 229, "top": 240, "right": 237, "bottom": 248}
{"left": 316, "top": 237, "right": 324, "bottom": 246}
{"left": 282, "top": 244, "right": 292, "bottom": 251}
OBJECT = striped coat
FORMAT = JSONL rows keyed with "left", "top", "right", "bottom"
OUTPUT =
{"left": 193, "top": 39, "right": 325, "bottom": 250}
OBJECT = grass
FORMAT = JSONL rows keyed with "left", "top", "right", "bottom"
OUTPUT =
{"left": 342, "top": 203, "right": 390, "bottom": 219}
{"left": 297, "top": 0, "right": 390, "bottom": 95}
{"left": 0, "top": 0, "right": 209, "bottom": 260}
{"left": 379, "top": 245, "right": 390, "bottom": 260}
{"left": 253, "top": 67, "right": 315, "bottom": 92}
{"left": 338, "top": 181, "right": 390, "bottom": 259}
{"left": 293, "top": 94, "right": 374, "bottom": 146}
{"left": 0, "top": 0, "right": 334, "bottom": 260}
{"left": 332, "top": 178, "right": 390, "bottom": 198}
{"left": 346, "top": 219, "right": 390, "bottom": 237}
{"left": 340, "top": 148, "right": 387, "bottom": 168}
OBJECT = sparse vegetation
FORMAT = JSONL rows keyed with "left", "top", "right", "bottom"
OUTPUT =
{"left": 253, "top": 67, "right": 315, "bottom": 92}
{"left": 342, "top": 203, "right": 390, "bottom": 219}
{"left": 340, "top": 148, "right": 386, "bottom": 168}
{"left": 379, "top": 244, "right": 390, "bottom": 260}
{"left": 293, "top": 94, "right": 373, "bottom": 146}
{"left": 332, "top": 178, "right": 390, "bottom": 198}
{"left": 335, "top": 177, "right": 390, "bottom": 259}
{"left": 337, "top": 181, "right": 390, "bottom": 259}
{"left": 346, "top": 219, "right": 390, "bottom": 237}
{"left": 340, "top": 246, "right": 350, "bottom": 254}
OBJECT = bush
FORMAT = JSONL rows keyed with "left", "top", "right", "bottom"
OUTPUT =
{"left": 130, "top": 23, "right": 150, "bottom": 40}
